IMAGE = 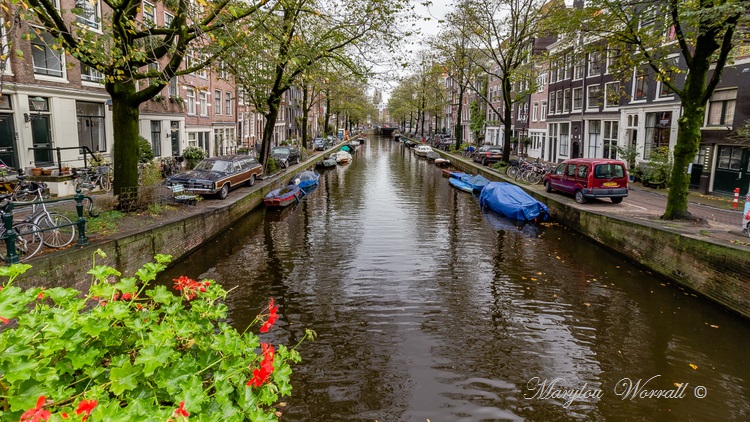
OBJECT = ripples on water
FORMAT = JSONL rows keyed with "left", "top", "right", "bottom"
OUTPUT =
{"left": 164, "top": 137, "right": 750, "bottom": 421}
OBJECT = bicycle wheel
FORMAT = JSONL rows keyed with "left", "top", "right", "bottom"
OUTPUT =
{"left": 506, "top": 166, "right": 519, "bottom": 178}
{"left": 8, "top": 222, "right": 44, "bottom": 262}
{"left": 35, "top": 212, "right": 76, "bottom": 248}
{"left": 527, "top": 171, "right": 542, "bottom": 185}
{"left": 12, "top": 188, "right": 37, "bottom": 204}
{"left": 99, "top": 175, "right": 112, "bottom": 192}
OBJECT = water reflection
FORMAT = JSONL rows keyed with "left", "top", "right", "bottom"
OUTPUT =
{"left": 164, "top": 136, "right": 750, "bottom": 421}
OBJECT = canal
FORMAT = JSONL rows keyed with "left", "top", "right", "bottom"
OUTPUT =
{"left": 164, "top": 136, "right": 750, "bottom": 421}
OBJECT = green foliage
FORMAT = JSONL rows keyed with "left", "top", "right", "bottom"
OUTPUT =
{"left": 0, "top": 253, "right": 310, "bottom": 420}
{"left": 265, "top": 157, "right": 281, "bottom": 175}
{"left": 642, "top": 146, "right": 673, "bottom": 188}
{"left": 137, "top": 136, "right": 154, "bottom": 163}
{"left": 469, "top": 100, "right": 486, "bottom": 142}
{"left": 86, "top": 210, "right": 125, "bottom": 235}
{"left": 181, "top": 146, "right": 207, "bottom": 161}
{"left": 139, "top": 161, "right": 162, "bottom": 186}
{"left": 615, "top": 143, "right": 641, "bottom": 169}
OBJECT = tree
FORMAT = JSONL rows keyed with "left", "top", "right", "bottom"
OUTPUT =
{"left": 454, "top": 0, "right": 550, "bottom": 162}
{"left": 552, "top": 0, "right": 747, "bottom": 219}
{"left": 15, "top": 0, "right": 269, "bottom": 206}
{"left": 227, "top": 0, "right": 408, "bottom": 169}
{"left": 469, "top": 99, "right": 486, "bottom": 143}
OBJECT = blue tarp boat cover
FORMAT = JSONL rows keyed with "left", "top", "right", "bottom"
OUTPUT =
{"left": 479, "top": 182, "right": 549, "bottom": 221}
{"left": 449, "top": 172, "right": 470, "bottom": 179}
{"left": 449, "top": 177, "right": 474, "bottom": 193}
{"left": 465, "top": 174, "right": 490, "bottom": 192}
{"left": 295, "top": 171, "right": 320, "bottom": 189}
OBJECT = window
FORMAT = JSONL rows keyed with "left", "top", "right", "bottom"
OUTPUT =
{"left": 588, "top": 120, "right": 601, "bottom": 157}
{"left": 560, "top": 123, "right": 569, "bottom": 156}
{"left": 188, "top": 132, "right": 197, "bottom": 147}
{"left": 81, "top": 64, "right": 103, "bottom": 83}
{"left": 150, "top": 120, "right": 162, "bottom": 157}
{"left": 76, "top": 101, "right": 106, "bottom": 152}
{"left": 143, "top": 2, "right": 156, "bottom": 25}
{"left": 549, "top": 124, "right": 558, "bottom": 157}
{"left": 605, "top": 49, "right": 618, "bottom": 74}
{"left": 225, "top": 92, "right": 232, "bottom": 115}
{"left": 164, "top": 12, "right": 174, "bottom": 27}
{"left": 199, "top": 91, "right": 208, "bottom": 116}
{"left": 75, "top": 0, "right": 100, "bottom": 30}
{"left": 214, "top": 90, "right": 222, "bottom": 114}
{"left": 588, "top": 51, "right": 601, "bottom": 77}
{"left": 633, "top": 66, "right": 649, "bottom": 100}
{"left": 556, "top": 90, "right": 563, "bottom": 114}
{"left": 573, "top": 54, "right": 584, "bottom": 80}
{"left": 537, "top": 73, "right": 547, "bottom": 93}
{"left": 572, "top": 87, "right": 583, "bottom": 110}
{"left": 549, "top": 91, "right": 556, "bottom": 115}
{"left": 540, "top": 101, "right": 547, "bottom": 122}
{"left": 644, "top": 111, "right": 671, "bottom": 159}
{"left": 566, "top": 163, "right": 577, "bottom": 177}
{"left": 603, "top": 121, "right": 619, "bottom": 159}
{"left": 577, "top": 165, "right": 588, "bottom": 178}
{"left": 196, "top": 55, "right": 207, "bottom": 78}
{"left": 147, "top": 62, "right": 159, "bottom": 86}
{"left": 587, "top": 86, "right": 602, "bottom": 110}
{"left": 564, "top": 52, "right": 573, "bottom": 80}
{"left": 604, "top": 82, "right": 620, "bottom": 108}
{"left": 31, "top": 29, "right": 64, "bottom": 77}
{"left": 717, "top": 146, "right": 742, "bottom": 171}
{"left": 550, "top": 60, "right": 558, "bottom": 83}
{"left": 563, "top": 89, "right": 571, "bottom": 113}
{"left": 706, "top": 89, "right": 736, "bottom": 126}
{"left": 532, "top": 103, "right": 539, "bottom": 122}
{"left": 187, "top": 89, "right": 196, "bottom": 115}
{"left": 168, "top": 77, "right": 178, "bottom": 97}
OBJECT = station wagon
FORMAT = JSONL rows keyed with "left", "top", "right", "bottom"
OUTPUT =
{"left": 166, "top": 155, "right": 262, "bottom": 199}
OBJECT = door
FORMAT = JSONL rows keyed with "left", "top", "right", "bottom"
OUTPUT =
{"left": 31, "top": 116, "right": 53, "bottom": 165}
{"left": 171, "top": 121, "right": 180, "bottom": 155}
{"left": 0, "top": 114, "right": 19, "bottom": 168}
{"left": 561, "top": 163, "right": 578, "bottom": 193}
{"left": 741, "top": 150, "right": 750, "bottom": 196}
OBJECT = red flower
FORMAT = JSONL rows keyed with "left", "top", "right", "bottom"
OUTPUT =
{"left": 174, "top": 401, "right": 189, "bottom": 417}
{"left": 37, "top": 290, "right": 45, "bottom": 300}
{"left": 259, "top": 298, "right": 279, "bottom": 333}
{"left": 75, "top": 399, "right": 98, "bottom": 421}
{"left": 61, "top": 412, "right": 69, "bottom": 419}
{"left": 20, "top": 396, "right": 51, "bottom": 422}
{"left": 247, "top": 343, "right": 275, "bottom": 387}
{"left": 121, "top": 292, "right": 132, "bottom": 300}
{"left": 173, "top": 276, "right": 210, "bottom": 300}
{"left": 0, "top": 316, "right": 8, "bottom": 325}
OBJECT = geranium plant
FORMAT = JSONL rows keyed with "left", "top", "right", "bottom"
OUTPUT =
{"left": 0, "top": 251, "right": 313, "bottom": 421}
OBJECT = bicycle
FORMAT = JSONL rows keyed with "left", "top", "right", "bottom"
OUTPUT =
{"left": 0, "top": 194, "right": 44, "bottom": 262}
{"left": 16, "top": 185, "right": 76, "bottom": 248}
{"left": 161, "top": 156, "right": 183, "bottom": 178}
{"left": 73, "top": 165, "right": 112, "bottom": 193}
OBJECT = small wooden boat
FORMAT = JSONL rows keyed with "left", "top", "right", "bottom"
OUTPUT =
{"left": 434, "top": 158, "right": 451, "bottom": 167}
{"left": 317, "top": 156, "right": 337, "bottom": 168}
{"left": 449, "top": 177, "right": 474, "bottom": 193}
{"left": 264, "top": 184, "right": 302, "bottom": 207}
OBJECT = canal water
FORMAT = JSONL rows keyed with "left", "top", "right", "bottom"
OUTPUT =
{"left": 164, "top": 137, "right": 750, "bottom": 421}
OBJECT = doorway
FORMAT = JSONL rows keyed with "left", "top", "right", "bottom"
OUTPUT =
{"left": 31, "top": 116, "right": 53, "bottom": 165}
{"left": 0, "top": 114, "right": 19, "bottom": 168}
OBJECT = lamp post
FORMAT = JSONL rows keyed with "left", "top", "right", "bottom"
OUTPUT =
{"left": 24, "top": 96, "right": 46, "bottom": 122}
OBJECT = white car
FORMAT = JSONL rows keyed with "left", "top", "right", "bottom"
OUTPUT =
{"left": 414, "top": 145, "right": 433, "bottom": 157}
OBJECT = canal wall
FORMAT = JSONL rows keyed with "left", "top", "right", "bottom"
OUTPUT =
{"left": 15, "top": 153, "right": 329, "bottom": 291}
{"left": 438, "top": 150, "right": 750, "bottom": 319}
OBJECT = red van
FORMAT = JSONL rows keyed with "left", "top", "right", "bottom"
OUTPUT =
{"left": 543, "top": 158, "right": 629, "bottom": 204}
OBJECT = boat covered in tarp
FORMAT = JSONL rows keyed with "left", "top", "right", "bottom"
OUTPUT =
{"left": 447, "top": 173, "right": 490, "bottom": 193}
{"left": 317, "top": 156, "right": 337, "bottom": 168}
{"left": 425, "top": 151, "right": 440, "bottom": 161}
{"left": 340, "top": 144, "right": 355, "bottom": 153}
{"left": 264, "top": 183, "right": 303, "bottom": 207}
{"left": 334, "top": 151, "right": 352, "bottom": 163}
{"left": 449, "top": 176, "right": 474, "bottom": 193}
{"left": 479, "top": 182, "right": 548, "bottom": 221}
{"left": 294, "top": 170, "right": 320, "bottom": 189}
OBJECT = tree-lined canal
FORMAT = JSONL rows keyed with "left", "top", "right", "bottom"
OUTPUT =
{"left": 164, "top": 137, "right": 750, "bottom": 421}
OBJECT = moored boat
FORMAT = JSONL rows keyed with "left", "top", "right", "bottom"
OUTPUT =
{"left": 334, "top": 151, "right": 352, "bottom": 163}
{"left": 295, "top": 170, "right": 320, "bottom": 189}
{"left": 317, "top": 156, "right": 337, "bottom": 168}
{"left": 264, "top": 184, "right": 303, "bottom": 207}
{"left": 478, "top": 182, "right": 548, "bottom": 221}
{"left": 434, "top": 158, "right": 451, "bottom": 167}
{"left": 414, "top": 145, "right": 433, "bottom": 157}
{"left": 448, "top": 176, "right": 474, "bottom": 193}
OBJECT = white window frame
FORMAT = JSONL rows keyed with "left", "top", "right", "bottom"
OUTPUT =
{"left": 532, "top": 102, "right": 539, "bottom": 122}
{"left": 142, "top": 2, "right": 156, "bottom": 25}
{"left": 75, "top": 0, "right": 101, "bottom": 31}
{"left": 587, "top": 51, "right": 601, "bottom": 77}
{"left": 632, "top": 66, "right": 649, "bottom": 101}
{"left": 572, "top": 87, "right": 583, "bottom": 111}
{"left": 30, "top": 27, "right": 66, "bottom": 80}
{"left": 214, "top": 90, "right": 222, "bottom": 115}
{"left": 573, "top": 54, "right": 584, "bottom": 80}
{"left": 604, "top": 81, "right": 620, "bottom": 109}
{"left": 81, "top": 64, "right": 104, "bottom": 85}
{"left": 187, "top": 88, "right": 196, "bottom": 115}
{"left": 225, "top": 92, "right": 232, "bottom": 115}
{"left": 199, "top": 91, "right": 208, "bottom": 116}
{"left": 555, "top": 90, "right": 563, "bottom": 114}
{"left": 705, "top": 89, "right": 737, "bottom": 127}
{"left": 563, "top": 88, "right": 571, "bottom": 113}
{"left": 549, "top": 91, "right": 556, "bottom": 115}
{"left": 164, "top": 12, "right": 174, "bottom": 27}
{"left": 540, "top": 101, "right": 547, "bottom": 122}
{"left": 587, "top": 85, "right": 601, "bottom": 111}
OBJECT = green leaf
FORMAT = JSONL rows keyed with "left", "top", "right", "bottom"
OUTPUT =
{"left": 147, "top": 285, "right": 173, "bottom": 304}
{"left": 109, "top": 360, "right": 142, "bottom": 395}
{"left": 134, "top": 344, "right": 175, "bottom": 376}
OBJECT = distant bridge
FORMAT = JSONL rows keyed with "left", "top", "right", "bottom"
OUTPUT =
{"left": 380, "top": 123, "right": 399, "bottom": 137}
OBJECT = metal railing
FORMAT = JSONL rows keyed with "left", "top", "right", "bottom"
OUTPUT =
{"left": 28, "top": 146, "right": 99, "bottom": 174}
{"left": 0, "top": 191, "right": 98, "bottom": 264}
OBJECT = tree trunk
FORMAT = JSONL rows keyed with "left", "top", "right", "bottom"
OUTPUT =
{"left": 501, "top": 77, "right": 513, "bottom": 163}
{"left": 260, "top": 93, "right": 281, "bottom": 170}
{"left": 108, "top": 80, "right": 141, "bottom": 209}
{"left": 663, "top": 99, "right": 704, "bottom": 219}
{"left": 324, "top": 90, "right": 331, "bottom": 136}
{"left": 454, "top": 86, "right": 464, "bottom": 150}
{"left": 302, "top": 86, "right": 309, "bottom": 150}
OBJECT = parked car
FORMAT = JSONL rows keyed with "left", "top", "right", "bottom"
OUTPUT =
{"left": 272, "top": 146, "right": 302, "bottom": 168}
{"left": 543, "top": 158, "right": 629, "bottom": 204}
{"left": 166, "top": 155, "right": 263, "bottom": 200}
{"left": 313, "top": 138, "right": 329, "bottom": 151}
{"left": 472, "top": 145, "right": 503, "bottom": 165}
